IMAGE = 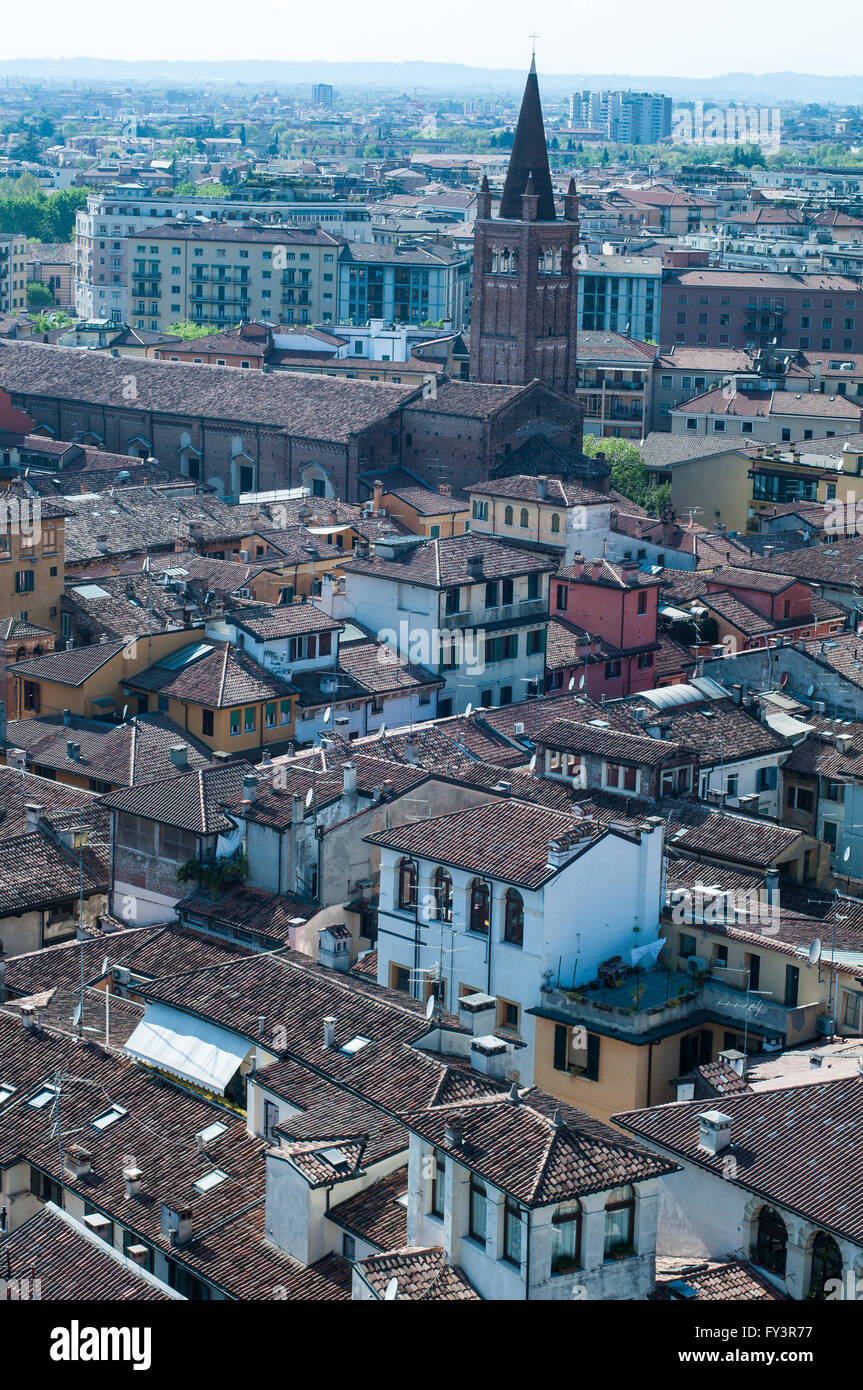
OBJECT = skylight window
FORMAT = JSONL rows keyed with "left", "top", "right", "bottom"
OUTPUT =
{"left": 320, "top": 1146, "right": 351, "bottom": 1171}
{"left": 340, "top": 1035, "right": 371, "bottom": 1056}
{"left": 196, "top": 1122, "right": 228, "bottom": 1145}
{"left": 194, "top": 1168, "right": 228, "bottom": 1194}
{"left": 92, "top": 1104, "right": 127, "bottom": 1131}
{"left": 0, "top": 1083, "right": 16, "bottom": 1106}
{"left": 27, "top": 1084, "right": 58, "bottom": 1109}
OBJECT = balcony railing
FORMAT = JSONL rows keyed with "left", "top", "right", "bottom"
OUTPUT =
{"left": 442, "top": 597, "right": 547, "bottom": 630}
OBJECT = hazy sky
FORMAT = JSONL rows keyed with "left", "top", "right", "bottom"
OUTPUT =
{"left": 5, "top": 0, "right": 863, "bottom": 77}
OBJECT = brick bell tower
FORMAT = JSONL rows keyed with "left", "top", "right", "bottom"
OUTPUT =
{"left": 469, "top": 56, "right": 580, "bottom": 393}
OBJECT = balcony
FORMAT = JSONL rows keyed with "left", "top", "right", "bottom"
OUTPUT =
{"left": 537, "top": 964, "right": 821, "bottom": 1043}
{"left": 442, "top": 597, "right": 547, "bottom": 630}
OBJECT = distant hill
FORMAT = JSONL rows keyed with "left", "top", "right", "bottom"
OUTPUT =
{"left": 0, "top": 58, "right": 862, "bottom": 104}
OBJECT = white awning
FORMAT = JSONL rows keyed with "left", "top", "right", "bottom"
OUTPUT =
{"left": 124, "top": 1003, "right": 250, "bottom": 1094}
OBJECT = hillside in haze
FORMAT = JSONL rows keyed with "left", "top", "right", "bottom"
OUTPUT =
{"left": 1, "top": 58, "right": 862, "bottom": 103}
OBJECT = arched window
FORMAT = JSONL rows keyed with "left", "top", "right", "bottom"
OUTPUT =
{"left": 469, "top": 879, "right": 490, "bottom": 935}
{"left": 504, "top": 888, "right": 524, "bottom": 946}
{"left": 434, "top": 867, "right": 453, "bottom": 922}
{"left": 551, "top": 1201, "right": 582, "bottom": 1274}
{"left": 753, "top": 1206, "right": 787, "bottom": 1277}
{"left": 14, "top": 647, "right": 26, "bottom": 663}
{"left": 519, "top": 508, "right": 529, "bottom": 529}
{"left": 808, "top": 1231, "right": 842, "bottom": 1298}
{"left": 604, "top": 1185, "right": 635, "bottom": 1259}
{"left": 504, "top": 505, "right": 513, "bottom": 526}
{"left": 398, "top": 857, "right": 417, "bottom": 909}
{"left": 550, "top": 513, "right": 561, "bottom": 534}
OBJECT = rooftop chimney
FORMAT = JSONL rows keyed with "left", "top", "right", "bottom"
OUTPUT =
{"left": 697, "top": 1110, "right": 732, "bottom": 1155}
{"left": 170, "top": 744, "right": 189, "bottom": 769}
{"left": 62, "top": 708, "right": 72, "bottom": 726}
{"left": 718, "top": 1048, "right": 746, "bottom": 1077}
{"left": 65, "top": 1145, "right": 93, "bottom": 1181}
{"left": 323, "top": 1015, "right": 337, "bottom": 1049}
{"left": 470, "top": 1034, "right": 510, "bottom": 1081}
{"left": 466, "top": 553, "right": 484, "bottom": 578}
{"left": 24, "top": 802, "right": 45, "bottom": 832}
{"left": 123, "top": 1164, "right": 143, "bottom": 1198}
{"left": 242, "top": 773, "right": 258, "bottom": 804}
{"left": 160, "top": 1202, "right": 193, "bottom": 1247}
{"left": 126, "top": 1244, "right": 150, "bottom": 1267}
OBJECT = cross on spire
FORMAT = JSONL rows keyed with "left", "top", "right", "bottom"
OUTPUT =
{"left": 529, "top": 33, "right": 539, "bottom": 70}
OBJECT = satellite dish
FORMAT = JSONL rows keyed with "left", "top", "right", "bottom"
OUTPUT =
{"left": 568, "top": 676, "right": 575, "bottom": 691}
{"left": 384, "top": 1277, "right": 399, "bottom": 1301}
{"left": 425, "top": 993, "right": 436, "bottom": 1019}
{"left": 843, "top": 845, "right": 852, "bottom": 862}
{"left": 305, "top": 786, "right": 314, "bottom": 809}
{"left": 529, "top": 754, "right": 537, "bottom": 771}
{"left": 806, "top": 684, "right": 815, "bottom": 698}
{"left": 808, "top": 937, "right": 822, "bottom": 965}
{"left": 323, "top": 706, "right": 332, "bottom": 724}
{"left": 578, "top": 674, "right": 585, "bottom": 690}
{"left": 464, "top": 702, "right": 473, "bottom": 717}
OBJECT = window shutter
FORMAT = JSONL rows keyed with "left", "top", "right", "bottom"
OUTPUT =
{"left": 554, "top": 1024, "right": 568, "bottom": 1072}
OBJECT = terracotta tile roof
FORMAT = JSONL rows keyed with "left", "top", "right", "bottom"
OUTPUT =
{"left": 382, "top": 486, "right": 469, "bottom": 515}
{"left": 0, "top": 340, "right": 415, "bottom": 444}
{"left": 180, "top": 883, "right": 315, "bottom": 947}
{"left": 404, "top": 378, "right": 530, "bottom": 419}
{"left": 401, "top": 1086, "right": 679, "bottom": 1207}
{"left": 703, "top": 591, "right": 774, "bottom": 636}
{"left": 537, "top": 717, "right": 686, "bottom": 767}
{"left": 692, "top": 1059, "right": 752, "bottom": 1097}
{"left": 327, "top": 1166, "right": 409, "bottom": 1250}
{"left": 709, "top": 566, "right": 798, "bottom": 594}
{"left": 466, "top": 474, "right": 617, "bottom": 506}
{"left": 616, "top": 1075, "right": 863, "bottom": 1246}
{"left": 0, "top": 828, "right": 108, "bottom": 916}
{"left": 0, "top": 766, "right": 105, "bottom": 838}
{"left": 653, "top": 1259, "right": 788, "bottom": 1301}
{"left": 0, "top": 1012, "right": 352, "bottom": 1300}
{"left": 654, "top": 632, "right": 697, "bottom": 681}
{"left": 629, "top": 697, "right": 789, "bottom": 766}
{"left": 0, "top": 1204, "right": 171, "bottom": 1300}
{"left": 9, "top": 637, "right": 133, "bottom": 686}
{"left": 336, "top": 627, "right": 442, "bottom": 697}
{"left": 355, "top": 1246, "right": 480, "bottom": 1300}
{"left": 2, "top": 924, "right": 249, "bottom": 998}
{"left": 366, "top": 799, "right": 605, "bottom": 889}
{"left": 227, "top": 603, "right": 343, "bottom": 640}
{"left": 668, "top": 810, "right": 807, "bottom": 869}
{"left": 126, "top": 641, "right": 296, "bottom": 706}
{"left": 344, "top": 531, "right": 556, "bottom": 589}
{"left": 102, "top": 759, "right": 254, "bottom": 835}
{"left": 4, "top": 712, "right": 214, "bottom": 787}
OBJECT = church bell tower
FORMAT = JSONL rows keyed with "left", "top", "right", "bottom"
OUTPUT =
{"left": 469, "top": 56, "right": 580, "bottom": 393}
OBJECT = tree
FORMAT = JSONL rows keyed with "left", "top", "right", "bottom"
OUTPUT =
{"left": 166, "top": 320, "right": 218, "bottom": 340}
{"left": 26, "top": 281, "right": 53, "bottom": 308}
{"left": 28, "top": 309, "right": 76, "bottom": 332}
{"left": 581, "top": 435, "right": 669, "bottom": 514}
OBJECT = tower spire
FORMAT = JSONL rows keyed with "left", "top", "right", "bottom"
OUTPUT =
{"left": 498, "top": 57, "right": 555, "bottom": 220}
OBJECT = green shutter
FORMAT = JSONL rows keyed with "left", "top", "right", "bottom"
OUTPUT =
{"left": 586, "top": 1032, "right": 600, "bottom": 1081}
{"left": 553, "top": 1024, "right": 568, "bottom": 1072}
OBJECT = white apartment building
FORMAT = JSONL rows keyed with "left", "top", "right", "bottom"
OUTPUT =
{"left": 367, "top": 797, "right": 665, "bottom": 1081}
{"left": 321, "top": 532, "right": 555, "bottom": 717}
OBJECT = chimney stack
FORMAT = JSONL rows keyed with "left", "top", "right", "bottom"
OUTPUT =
{"left": 697, "top": 1110, "right": 732, "bottom": 1155}
{"left": 170, "top": 744, "right": 189, "bottom": 769}
{"left": 242, "top": 773, "right": 258, "bottom": 804}
{"left": 470, "top": 1034, "right": 510, "bottom": 1081}
{"left": 123, "top": 1164, "right": 143, "bottom": 1198}
{"left": 160, "top": 1202, "right": 193, "bottom": 1247}
{"left": 24, "top": 803, "right": 45, "bottom": 833}
{"left": 323, "top": 1015, "right": 337, "bottom": 1049}
{"left": 65, "top": 1145, "right": 93, "bottom": 1181}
